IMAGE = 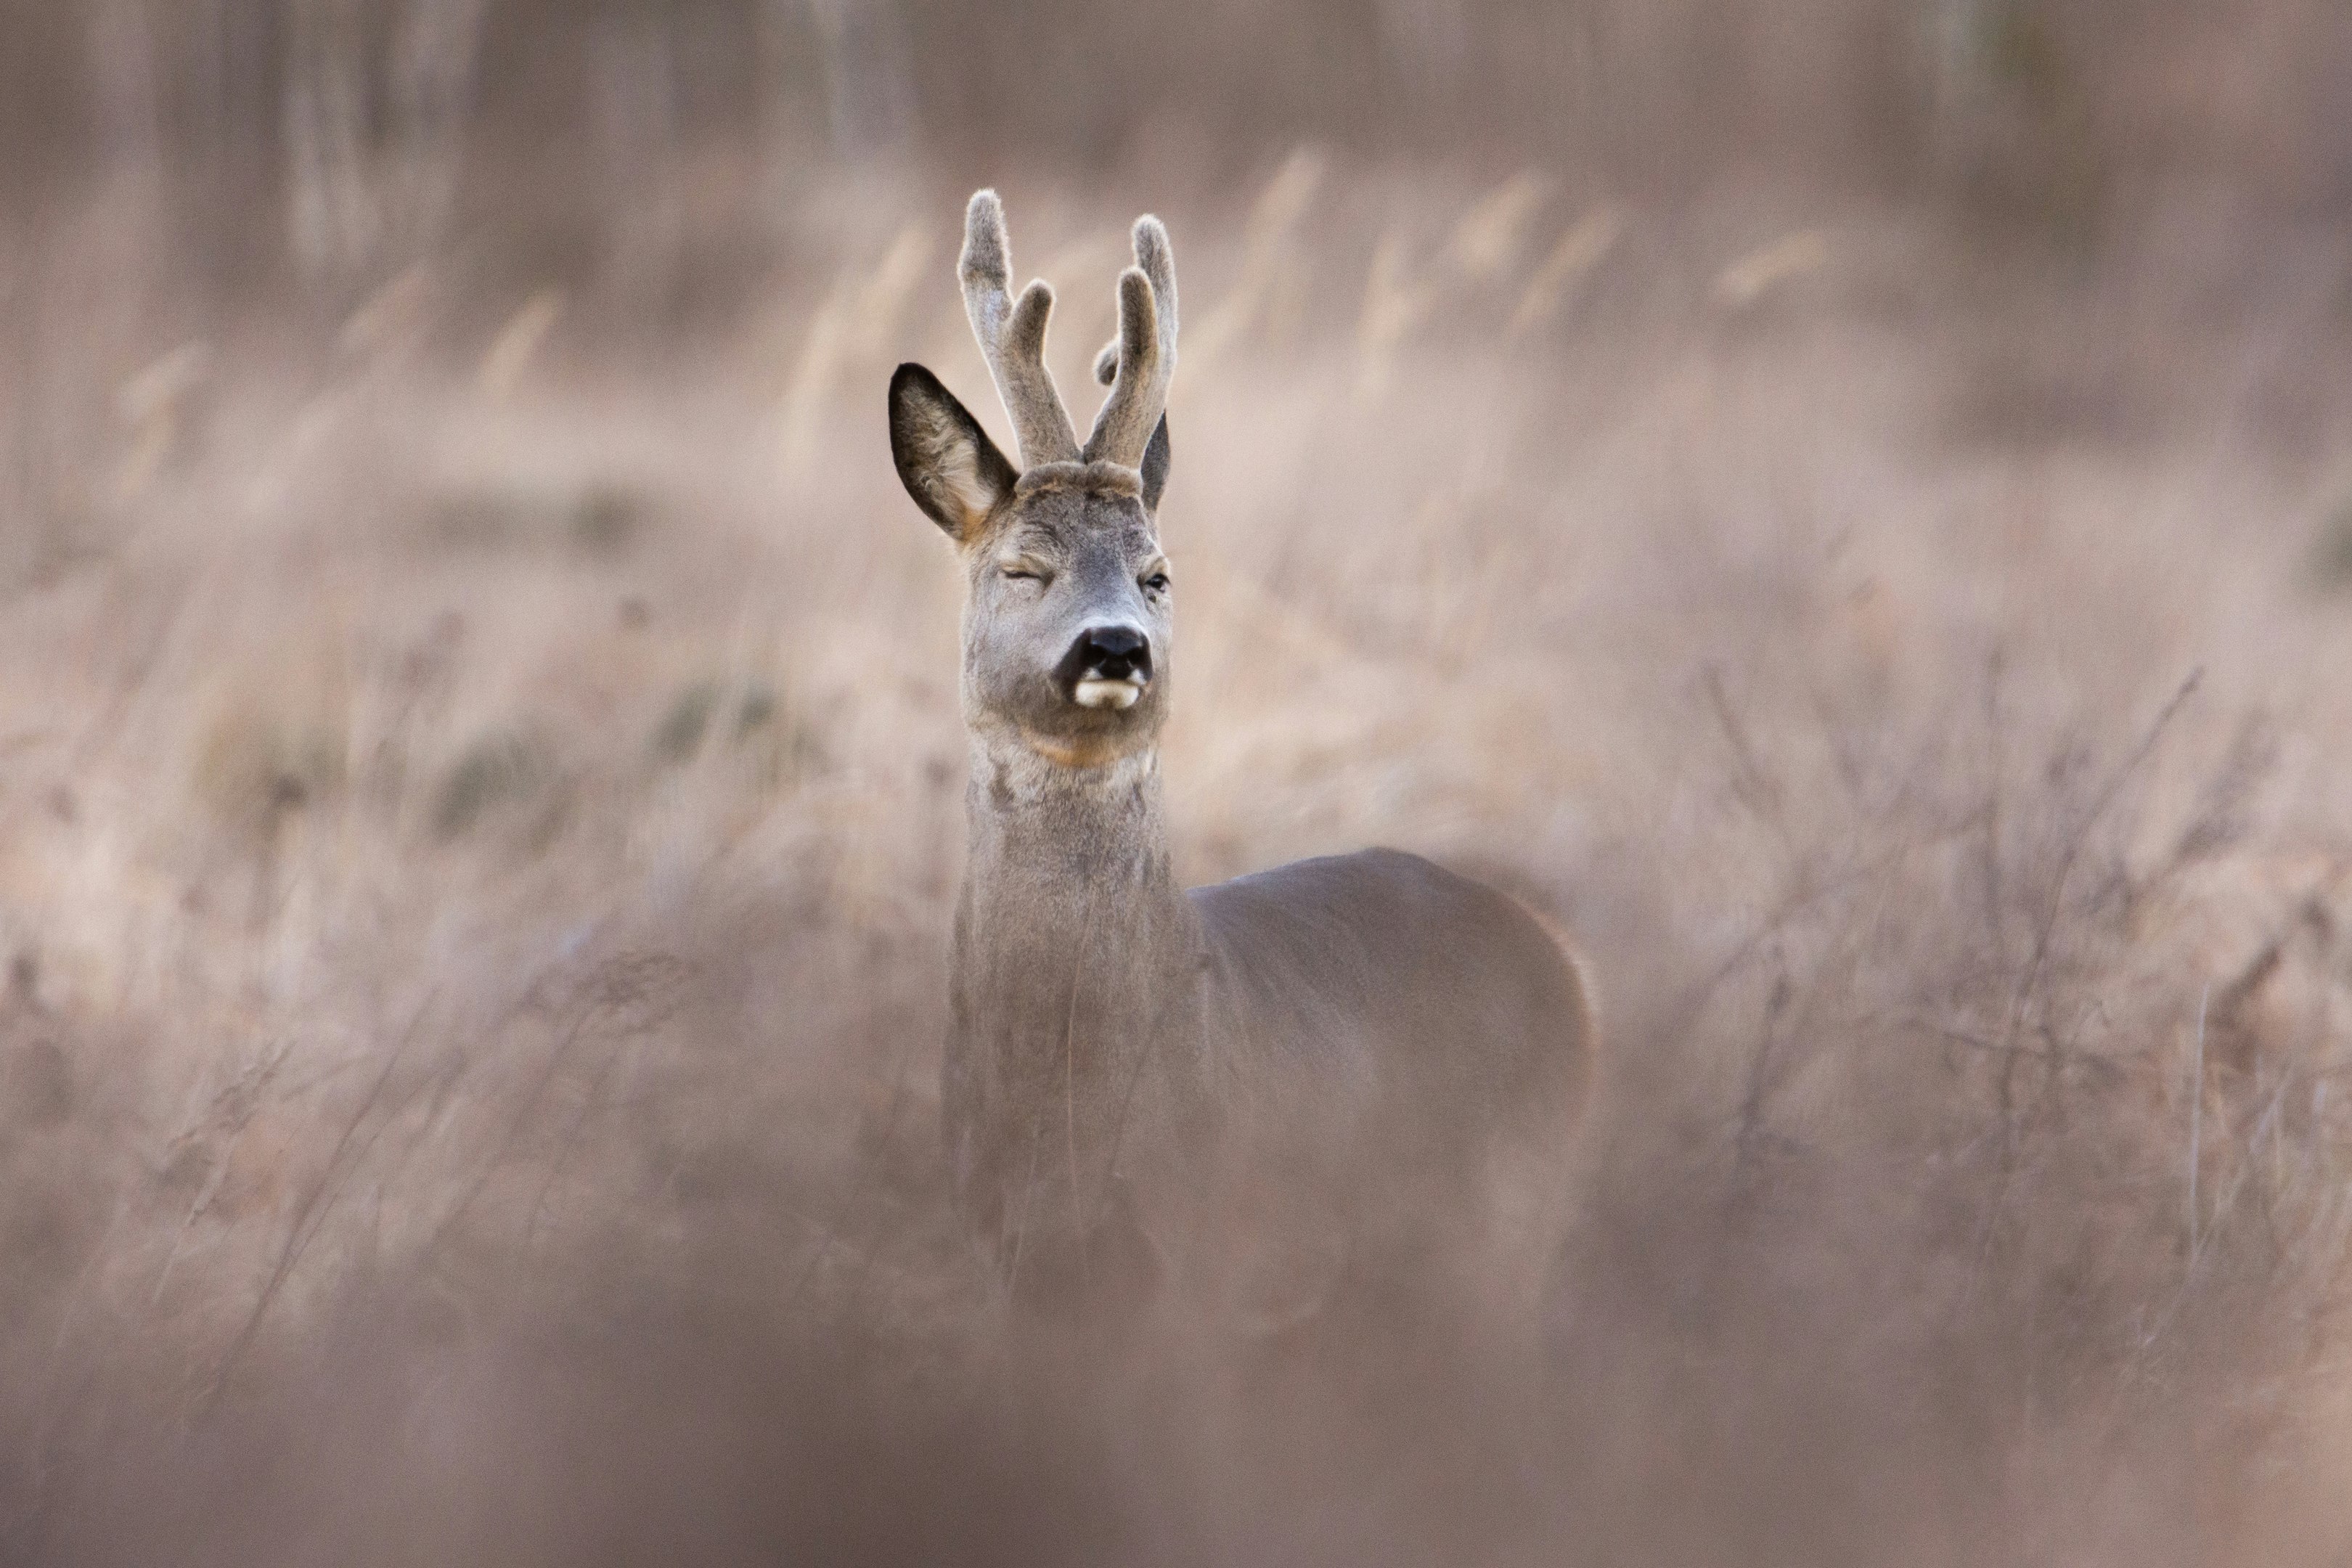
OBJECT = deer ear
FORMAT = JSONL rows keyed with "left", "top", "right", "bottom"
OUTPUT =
{"left": 890, "top": 363, "right": 1018, "bottom": 542}
{"left": 1140, "top": 412, "right": 1171, "bottom": 513}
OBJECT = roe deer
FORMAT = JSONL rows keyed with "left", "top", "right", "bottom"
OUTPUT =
{"left": 888, "top": 190, "right": 1593, "bottom": 1309}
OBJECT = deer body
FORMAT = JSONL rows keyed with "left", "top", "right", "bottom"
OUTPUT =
{"left": 892, "top": 192, "right": 1592, "bottom": 1297}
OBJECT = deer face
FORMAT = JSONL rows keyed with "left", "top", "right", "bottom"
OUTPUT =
{"left": 890, "top": 369, "right": 1175, "bottom": 765}
{"left": 966, "top": 468, "right": 1172, "bottom": 761}
{"left": 889, "top": 191, "right": 1178, "bottom": 767}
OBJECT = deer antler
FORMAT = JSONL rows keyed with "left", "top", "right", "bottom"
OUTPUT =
{"left": 1082, "top": 216, "right": 1178, "bottom": 469}
{"left": 959, "top": 191, "right": 1082, "bottom": 469}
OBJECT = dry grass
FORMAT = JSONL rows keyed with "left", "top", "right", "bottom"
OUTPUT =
{"left": 5, "top": 144, "right": 2352, "bottom": 1564}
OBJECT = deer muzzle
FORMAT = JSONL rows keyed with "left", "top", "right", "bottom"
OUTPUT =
{"left": 1058, "top": 624, "right": 1153, "bottom": 709}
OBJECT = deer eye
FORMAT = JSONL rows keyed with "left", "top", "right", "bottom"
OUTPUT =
{"left": 1000, "top": 562, "right": 1050, "bottom": 585}
{"left": 1140, "top": 568, "right": 1171, "bottom": 595}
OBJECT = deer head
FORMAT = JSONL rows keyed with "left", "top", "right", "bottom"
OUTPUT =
{"left": 889, "top": 190, "right": 1177, "bottom": 769}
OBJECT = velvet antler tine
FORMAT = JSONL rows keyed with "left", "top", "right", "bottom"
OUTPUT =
{"left": 1082, "top": 216, "right": 1180, "bottom": 468}
{"left": 958, "top": 190, "right": 1080, "bottom": 468}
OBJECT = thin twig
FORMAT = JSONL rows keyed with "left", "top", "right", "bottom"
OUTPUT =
{"left": 1702, "top": 663, "right": 1794, "bottom": 854}
{"left": 1996, "top": 670, "right": 2204, "bottom": 1159}
{"left": 1062, "top": 890, "right": 1094, "bottom": 1284}
{"left": 201, "top": 996, "right": 433, "bottom": 1410}
{"left": 1001, "top": 1120, "right": 1046, "bottom": 1304}
{"left": 1980, "top": 648, "right": 2006, "bottom": 955}
{"left": 150, "top": 1036, "right": 298, "bottom": 1308}
{"left": 2189, "top": 981, "right": 2209, "bottom": 1261}
{"left": 1087, "top": 883, "right": 1177, "bottom": 1240}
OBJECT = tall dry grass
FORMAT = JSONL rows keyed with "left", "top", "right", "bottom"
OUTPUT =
{"left": 4, "top": 37, "right": 2352, "bottom": 1562}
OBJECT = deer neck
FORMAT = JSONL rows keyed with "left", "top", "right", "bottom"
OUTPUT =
{"left": 956, "top": 732, "right": 1197, "bottom": 995}
{"left": 947, "top": 730, "right": 1208, "bottom": 1233}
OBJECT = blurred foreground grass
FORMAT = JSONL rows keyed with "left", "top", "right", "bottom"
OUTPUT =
{"left": 3, "top": 148, "right": 2352, "bottom": 1563}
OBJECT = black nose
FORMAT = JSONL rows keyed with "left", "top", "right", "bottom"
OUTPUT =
{"left": 1061, "top": 624, "right": 1151, "bottom": 685}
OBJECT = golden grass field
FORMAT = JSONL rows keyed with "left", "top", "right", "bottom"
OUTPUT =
{"left": 6, "top": 123, "right": 2352, "bottom": 1561}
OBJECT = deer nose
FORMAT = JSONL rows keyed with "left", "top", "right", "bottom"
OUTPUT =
{"left": 1077, "top": 625, "right": 1149, "bottom": 679}
{"left": 1057, "top": 624, "right": 1153, "bottom": 702}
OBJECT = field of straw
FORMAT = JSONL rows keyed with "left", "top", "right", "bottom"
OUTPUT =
{"left": 7, "top": 81, "right": 2352, "bottom": 1563}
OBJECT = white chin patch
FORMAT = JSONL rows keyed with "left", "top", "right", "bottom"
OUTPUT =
{"left": 1074, "top": 677, "right": 1143, "bottom": 711}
